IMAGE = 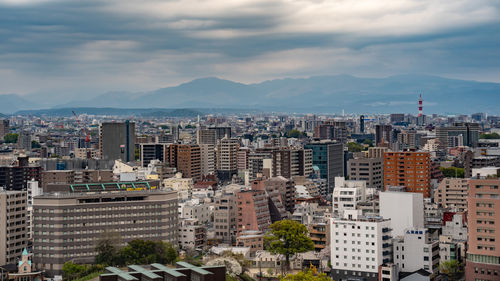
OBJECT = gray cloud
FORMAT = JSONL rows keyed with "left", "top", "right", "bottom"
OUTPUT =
{"left": 0, "top": 0, "right": 499, "bottom": 100}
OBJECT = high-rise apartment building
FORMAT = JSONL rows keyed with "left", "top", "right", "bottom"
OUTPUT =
{"left": 99, "top": 121, "right": 136, "bottom": 162}
{"left": 0, "top": 163, "right": 42, "bottom": 191}
{"left": 196, "top": 129, "right": 217, "bottom": 145}
{"left": 271, "top": 147, "right": 312, "bottom": 179}
{"left": 166, "top": 144, "right": 201, "bottom": 181}
{"left": 375, "top": 125, "right": 392, "bottom": 145}
{"left": 330, "top": 210, "right": 393, "bottom": 281}
{"left": 216, "top": 138, "right": 239, "bottom": 182}
{"left": 348, "top": 157, "right": 384, "bottom": 190}
{"left": 383, "top": 151, "right": 432, "bottom": 197}
{"left": 0, "top": 190, "right": 28, "bottom": 266}
{"left": 199, "top": 144, "right": 215, "bottom": 177}
{"left": 236, "top": 190, "right": 271, "bottom": 235}
{"left": 213, "top": 190, "right": 237, "bottom": 244}
{"left": 434, "top": 178, "right": 468, "bottom": 212}
{"left": 0, "top": 119, "right": 9, "bottom": 138}
{"left": 17, "top": 131, "right": 32, "bottom": 151}
{"left": 33, "top": 184, "right": 178, "bottom": 276}
{"left": 139, "top": 143, "right": 169, "bottom": 167}
{"left": 304, "top": 141, "right": 344, "bottom": 194}
{"left": 465, "top": 178, "right": 500, "bottom": 281}
{"left": 332, "top": 177, "right": 366, "bottom": 218}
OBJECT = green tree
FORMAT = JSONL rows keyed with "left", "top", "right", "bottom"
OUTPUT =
{"left": 287, "top": 129, "right": 302, "bottom": 138}
{"left": 119, "top": 239, "right": 177, "bottom": 265}
{"left": 347, "top": 142, "right": 363, "bottom": 152}
{"left": 3, "top": 133, "right": 18, "bottom": 143}
{"left": 280, "top": 268, "right": 329, "bottom": 281}
{"left": 265, "top": 220, "right": 314, "bottom": 271}
{"left": 95, "top": 231, "right": 122, "bottom": 266}
{"left": 31, "top": 140, "right": 41, "bottom": 149}
{"left": 439, "top": 260, "right": 463, "bottom": 280}
{"left": 363, "top": 139, "right": 373, "bottom": 147}
{"left": 480, "top": 132, "right": 500, "bottom": 139}
{"left": 440, "top": 167, "right": 465, "bottom": 178}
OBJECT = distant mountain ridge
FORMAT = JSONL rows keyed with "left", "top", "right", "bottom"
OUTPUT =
{"left": 2, "top": 74, "right": 500, "bottom": 114}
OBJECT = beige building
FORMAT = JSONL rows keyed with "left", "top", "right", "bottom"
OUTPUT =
{"left": 434, "top": 178, "right": 468, "bottom": 212}
{"left": 213, "top": 189, "right": 237, "bottom": 244}
{"left": 199, "top": 144, "right": 215, "bottom": 177}
{"left": 0, "top": 190, "right": 28, "bottom": 266}
{"left": 347, "top": 157, "right": 384, "bottom": 190}
{"left": 32, "top": 184, "right": 178, "bottom": 276}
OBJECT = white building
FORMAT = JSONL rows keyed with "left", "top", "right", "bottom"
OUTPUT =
{"left": 332, "top": 177, "right": 366, "bottom": 218}
{"left": 199, "top": 144, "right": 215, "bottom": 176}
{"left": 442, "top": 213, "right": 467, "bottom": 241}
{"left": 380, "top": 191, "right": 424, "bottom": 237}
{"left": 26, "top": 180, "right": 42, "bottom": 240}
{"left": 178, "top": 219, "right": 206, "bottom": 250}
{"left": 179, "top": 199, "right": 212, "bottom": 224}
{"left": 330, "top": 210, "right": 392, "bottom": 281}
{"left": 163, "top": 173, "right": 194, "bottom": 201}
{"left": 393, "top": 228, "right": 439, "bottom": 275}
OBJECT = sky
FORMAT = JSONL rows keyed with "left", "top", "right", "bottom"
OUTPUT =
{"left": 1, "top": 0, "right": 499, "bottom": 99}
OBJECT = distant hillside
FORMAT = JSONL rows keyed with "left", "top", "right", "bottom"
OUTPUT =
{"left": 6, "top": 74, "right": 500, "bottom": 114}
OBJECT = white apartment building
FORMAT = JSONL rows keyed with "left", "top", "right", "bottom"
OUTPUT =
{"left": 393, "top": 228, "right": 440, "bottom": 275}
{"left": 332, "top": 177, "right": 367, "bottom": 218}
{"left": 199, "top": 144, "right": 215, "bottom": 176}
{"left": 178, "top": 219, "right": 206, "bottom": 250}
{"left": 179, "top": 199, "right": 212, "bottom": 224}
{"left": 330, "top": 210, "right": 392, "bottom": 281}
{"left": 380, "top": 191, "right": 424, "bottom": 237}
{"left": 163, "top": 173, "right": 193, "bottom": 201}
{"left": 27, "top": 180, "right": 43, "bottom": 240}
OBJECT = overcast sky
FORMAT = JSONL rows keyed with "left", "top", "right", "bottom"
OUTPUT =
{"left": 1, "top": 0, "right": 499, "bottom": 97}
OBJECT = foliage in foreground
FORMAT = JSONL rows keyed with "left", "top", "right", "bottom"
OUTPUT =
{"left": 265, "top": 220, "right": 314, "bottom": 270}
{"left": 439, "top": 260, "right": 463, "bottom": 280}
{"left": 440, "top": 167, "right": 465, "bottom": 178}
{"left": 280, "top": 268, "right": 329, "bottom": 281}
{"left": 62, "top": 263, "right": 103, "bottom": 281}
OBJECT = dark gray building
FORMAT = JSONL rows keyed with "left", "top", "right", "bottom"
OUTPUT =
{"left": 33, "top": 182, "right": 178, "bottom": 276}
{"left": 304, "top": 141, "right": 344, "bottom": 194}
{"left": 99, "top": 121, "right": 135, "bottom": 162}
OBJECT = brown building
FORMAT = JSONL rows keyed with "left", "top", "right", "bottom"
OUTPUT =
{"left": 271, "top": 147, "right": 312, "bottom": 179}
{"left": 348, "top": 157, "right": 384, "bottom": 190}
{"left": 236, "top": 190, "right": 271, "bottom": 236}
{"left": 434, "top": 178, "right": 468, "bottom": 212}
{"left": 383, "top": 151, "right": 431, "bottom": 197}
{"left": 0, "top": 190, "right": 27, "bottom": 266}
{"left": 33, "top": 182, "right": 178, "bottom": 276}
{"left": 41, "top": 170, "right": 113, "bottom": 188}
{"left": 465, "top": 178, "right": 500, "bottom": 281}
{"left": 0, "top": 164, "right": 42, "bottom": 191}
{"left": 236, "top": 230, "right": 264, "bottom": 257}
{"left": 308, "top": 223, "right": 328, "bottom": 252}
{"left": 166, "top": 144, "right": 201, "bottom": 181}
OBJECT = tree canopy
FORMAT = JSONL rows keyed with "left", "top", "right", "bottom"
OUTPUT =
{"left": 287, "top": 129, "right": 303, "bottom": 138}
{"left": 280, "top": 268, "right": 329, "bottom": 281}
{"left": 347, "top": 142, "right": 363, "bottom": 152}
{"left": 439, "top": 260, "right": 463, "bottom": 280}
{"left": 265, "top": 220, "right": 314, "bottom": 270}
{"left": 480, "top": 132, "right": 500, "bottom": 139}
{"left": 440, "top": 167, "right": 465, "bottom": 178}
{"left": 3, "top": 133, "right": 18, "bottom": 143}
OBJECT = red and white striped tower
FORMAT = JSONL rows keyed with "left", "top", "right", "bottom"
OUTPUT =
{"left": 418, "top": 94, "right": 423, "bottom": 117}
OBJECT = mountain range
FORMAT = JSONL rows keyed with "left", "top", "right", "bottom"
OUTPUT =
{"left": 2, "top": 74, "right": 500, "bottom": 115}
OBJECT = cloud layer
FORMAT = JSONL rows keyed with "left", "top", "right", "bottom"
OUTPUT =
{"left": 0, "top": 0, "right": 499, "bottom": 100}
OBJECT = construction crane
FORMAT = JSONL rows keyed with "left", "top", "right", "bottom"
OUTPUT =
{"left": 72, "top": 110, "right": 91, "bottom": 157}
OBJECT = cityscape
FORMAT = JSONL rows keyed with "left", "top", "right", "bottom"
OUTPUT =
{"left": 1, "top": 1, "right": 500, "bottom": 281}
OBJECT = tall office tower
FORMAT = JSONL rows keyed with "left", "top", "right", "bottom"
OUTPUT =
{"left": 332, "top": 177, "right": 366, "bottom": 217}
{"left": 33, "top": 184, "right": 178, "bottom": 276}
{"left": 236, "top": 190, "right": 271, "bottom": 236}
{"left": 0, "top": 190, "right": 28, "bottom": 266}
{"left": 196, "top": 129, "right": 217, "bottom": 145}
{"left": 375, "top": 124, "right": 392, "bottom": 146}
{"left": 216, "top": 138, "right": 239, "bottom": 182}
{"left": 393, "top": 228, "right": 440, "bottom": 275}
{"left": 390, "top": 114, "right": 405, "bottom": 124}
{"left": 99, "top": 121, "right": 135, "bottom": 162}
{"left": 271, "top": 147, "right": 312, "bottom": 179}
{"left": 359, "top": 115, "right": 365, "bottom": 133}
{"left": 434, "top": 178, "right": 468, "bottom": 212}
{"left": 139, "top": 143, "right": 169, "bottom": 167}
{"left": 199, "top": 144, "right": 215, "bottom": 177}
{"left": 330, "top": 210, "right": 393, "bottom": 281}
{"left": 304, "top": 141, "right": 344, "bottom": 194}
{"left": 380, "top": 191, "right": 424, "bottom": 237}
{"left": 436, "top": 122, "right": 480, "bottom": 149}
{"left": 348, "top": 157, "right": 384, "bottom": 190}
{"left": 465, "top": 178, "right": 500, "bottom": 281}
{"left": 213, "top": 190, "right": 237, "bottom": 244}
{"left": 237, "top": 147, "right": 250, "bottom": 171}
{"left": 17, "top": 130, "right": 32, "bottom": 151}
{"left": 383, "top": 151, "right": 432, "bottom": 197}
{"left": 166, "top": 144, "right": 201, "bottom": 181}
{"left": 0, "top": 119, "right": 9, "bottom": 138}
